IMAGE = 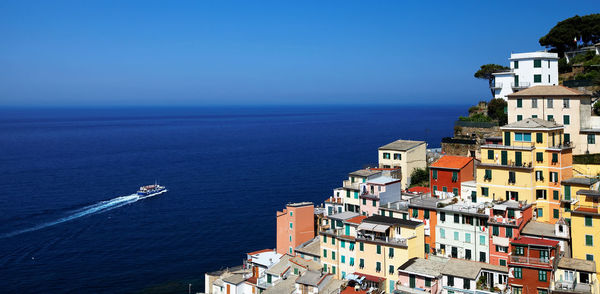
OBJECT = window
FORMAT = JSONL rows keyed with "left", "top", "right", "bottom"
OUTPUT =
{"left": 433, "top": 185, "right": 437, "bottom": 192}
{"left": 453, "top": 188, "right": 459, "bottom": 196}
{"left": 479, "top": 235, "right": 486, "bottom": 245}
{"left": 425, "top": 277, "right": 431, "bottom": 287}
{"left": 465, "top": 233, "right": 471, "bottom": 243}
{"left": 586, "top": 254, "right": 594, "bottom": 261}
{"left": 538, "top": 270, "right": 547, "bottom": 282}
{"left": 412, "top": 209, "right": 418, "bottom": 218}
{"left": 372, "top": 200, "right": 376, "bottom": 207}
{"left": 508, "top": 209, "right": 515, "bottom": 218}
{"left": 350, "top": 257, "right": 354, "bottom": 266}
{"left": 565, "top": 133, "right": 570, "bottom": 143}
{"left": 532, "top": 115, "right": 538, "bottom": 118}
{"left": 447, "top": 276, "right": 454, "bottom": 287}
{"left": 376, "top": 262, "right": 381, "bottom": 272}
{"left": 506, "top": 228, "right": 513, "bottom": 238}
{"left": 517, "top": 99, "right": 523, "bottom": 108}
{"left": 564, "top": 185, "right": 571, "bottom": 200}
{"left": 589, "top": 134, "right": 596, "bottom": 144}
{"left": 464, "top": 278, "right": 470, "bottom": 290}
{"left": 514, "top": 61, "right": 519, "bottom": 68}
{"left": 323, "top": 249, "right": 327, "bottom": 258}
{"left": 508, "top": 171, "right": 516, "bottom": 184}
{"left": 534, "top": 74, "right": 542, "bottom": 83}
{"left": 488, "top": 150, "right": 494, "bottom": 159}
{"left": 359, "top": 242, "right": 364, "bottom": 251}
{"left": 440, "top": 212, "right": 446, "bottom": 221}
{"left": 493, "top": 226, "right": 499, "bottom": 236}
{"left": 552, "top": 153, "right": 558, "bottom": 163}
{"left": 496, "top": 245, "right": 508, "bottom": 253}
{"left": 534, "top": 59, "right": 542, "bottom": 68}
{"left": 539, "top": 290, "right": 548, "bottom": 294}
{"left": 376, "top": 244, "right": 381, "bottom": 254}
{"left": 514, "top": 267, "right": 522, "bottom": 279}
{"left": 550, "top": 171, "right": 558, "bottom": 183}
{"left": 465, "top": 249, "right": 472, "bottom": 260}
{"left": 425, "top": 244, "right": 430, "bottom": 254}
{"left": 536, "top": 133, "right": 543, "bottom": 143}
{"left": 349, "top": 242, "right": 354, "bottom": 251}
{"left": 484, "top": 169, "right": 492, "bottom": 180}
{"left": 515, "top": 246, "right": 524, "bottom": 255}
{"left": 514, "top": 132, "right": 531, "bottom": 142}
{"left": 517, "top": 115, "right": 523, "bottom": 121}
{"left": 389, "top": 247, "right": 394, "bottom": 258}
{"left": 536, "top": 189, "right": 546, "bottom": 199}
{"left": 323, "top": 264, "right": 327, "bottom": 272}
{"left": 341, "top": 255, "right": 345, "bottom": 264}
{"left": 389, "top": 265, "right": 394, "bottom": 274}
{"left": 585, "top": 216, "right": 593, "bottom": 226}
{"left": 535, "top": 152, "right": 544, "bottom": 162}
{"left": 586, "top": 235, "right": 593, "bottom": 246}
{"left": 332, "top": 266, "right": 336, "bottom": 274}
{"left": 383, "top": 153, "right": 390, "bottom": 159}
{"left": 553, "top": 209, "right": 559, "bottom": 219}
{"left": 500, "top": 259, "right": 506, "bottom": 266}
{"left": 454, "top": 214, "right": 460, "bottom": 223}
{"left": 440, "top": 228, "right": 446, "bottom": 239}
{"left": 452, "top": 171, "right": 458, "bottom": 182}
{"left": 553, "top": 191, "right": 559, "bottom": 200}
{"left": 513, "top": 287, "right": 523, "bottom": 294}
{"left": 564, "top": 115, "right": 570, "bottom": 125}
{"left": 564, "top": 98, "right": 570, "bottom": 108}
{"left": 532, "top": 98, "right": 538, "bottom": 108}
{"left": 482, "top": 187, "right": 489, "bottom": 196}
{"left": 454, "top": 231, "right": 459, "bottom": 241}
{"left": 341, "top": 240, "right": 345, "bottom": 248}
{"left": 432, "top": 169, "right": 438, "bottom": 180}
{"left": 289, "top": 222, "right": 293, "bottom": 229}
{"left": 424, "top": 210, "right": 430, "bottom": 219}
{"left": 479, "top": 252, "right": 486, "bottom": 262}
{"left": 359, "top": 258, "right": 364, "bottom": 268}
{"left": 537, "top": 208, "right": 544, "bottom": 217}
{"left": 535, "top": 170, "right": 544, "bottom": 181}
{"left": 393, "top": 153, "right": 401, "bottom": 160}
{"left": 289, "top": 235, "right": 292, "bottom": 242}
{"left": 332, "top": 251, "right": 336, "bottom": 260}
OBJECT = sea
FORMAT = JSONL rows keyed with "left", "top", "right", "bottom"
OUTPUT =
{"left": 0, "top": 105, "right": 467, "bottom": 293}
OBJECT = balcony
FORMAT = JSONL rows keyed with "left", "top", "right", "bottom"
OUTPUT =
{"left": 491, "top": 82, "right": 503, "bottom": 89}
{"left": 343, "top": 180, "right": 361, "bottom": 190}
{"left": 511, "top": 82, "right": 530, "bottom": 89}
{"left": 509, "top": 255, "right": 552, "bottom": 267}
{"left": 554, "top": 280, "right": 592, "bottom": 293}
{"left": 488, "top": 216, "right": 521, "bottom": 227}
{"left": 356, "top": 232, "right": 407, "bottom": 247}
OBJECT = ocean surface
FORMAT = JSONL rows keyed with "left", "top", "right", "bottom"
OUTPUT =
{"left": 0, "top": 105, "right": 467, "bottom": 293}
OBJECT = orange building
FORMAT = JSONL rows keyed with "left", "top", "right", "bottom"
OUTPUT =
{"left": 276, "top": 202, "right": 315, "bottom": 255}
{"left": 429, "top": 155, "right": 474, "bottom": 198}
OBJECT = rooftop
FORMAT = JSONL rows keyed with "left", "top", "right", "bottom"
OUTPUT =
{"left": 430, "top": 155, "right": 473, "bottom": 170}
{"left": 521, "top": 221, "right": 569, "bottom": 240}
{"left": 363, "top": 214, "right": 422, "bottom": 228}
{"left": 438, "top": 202, "right": 489, "bottom": 217}
{"left": 407, "top": 186, "right": 429, "bottom": 194}
{"left": 409, "top": 195, "right": 443, "bottom": 209}
{"left": 509, "top": 51, "right": 559, "bottom": 60}
{"left": 511, "top": 236, "right": 559, "bottom": 247}
{"left": 287, "top": 202, "right": 314, "bottom": 208}
{"left": 295, "top": 270, "right": 328, "bottom": 287}
{"left": 295, "top": 237, "right": 320, "bottom": 257}
{"left": 397, "top": 257, "right": 448, "bottom": 277}
{"left": 576, "top": 190, "right": 600, "bottom": 198}
{"left": 507, "top": 85, "right": 587, "bottom": 97}
{"left": 248, "top": 250, "right": 282, "bottom": 268}
{"left": 329, "top": 211, "right": 360, "bottom": 221}
{"left": 501, "top": 118, "right": 562, "bottom": 130}
{"left": 263, "top": 274, "right": 297, "bottom": 294}
{"left": 266, "top": 254, "right": 292, "bottom": 276}
{"left": 379, "top": 140, "right": 426, "bottom": 152}
{"left": 379, "top": 201, "right": 410, "bottom": 212}
{"left": 349, "top": 169, "right": 381, "bottom": 178}
{"left": 345, "top": 215, "right": 368, "bottom": 225}
{"left": 441, "top": 259, "right": 507, "bottom": 279}
{"left": 367, "top": 176, "right": 401, "bottom": 185}
{"left": 558, "top": 257, "right": 596, "bottom": 273}
{"left": 561, "top": 177, "right": 600, "bottom": 186}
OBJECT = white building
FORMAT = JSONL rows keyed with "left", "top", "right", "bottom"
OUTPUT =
{"left": 435, "top": 202, "right": 490, "bottom": 263}
{"left": 492, "top": 51, "right": 559, "bottom": 100}
{"left": 440, "top": 258, "right": 508, "bottom": 294}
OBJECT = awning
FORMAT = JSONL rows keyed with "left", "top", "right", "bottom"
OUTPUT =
{"left": 353, "top": 272, "right": 386, "bottom": 283}
{"left": 494, "top": 205, "right": 507, "bottom": 211}
{"left": 357, "top": 223, "right": 377, "bottom": 231}
{"left": 372, "top": 224, "right": 390, "bottom": 233}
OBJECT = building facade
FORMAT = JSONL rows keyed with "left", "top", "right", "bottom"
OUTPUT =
{"left": 492, "top": 51, "right": 559, "bottom": 100}
{"left": 277, "top": 202, "right": 315, "bottom": 255}
{"left": 430, "top": 155, "right": 475, "bottom": 199}
{"left": 378, "top": 140, "right": 427, "bottom": 190}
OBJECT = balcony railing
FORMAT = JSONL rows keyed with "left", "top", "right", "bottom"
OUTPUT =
{"left": 491, "top": 83, "right": 503, "bottom": 89}
{"left": 343, "top": 180, "right": 361, "bottom": 190}
{"left": 554, "top": 280, "right": 592, "bottom": 293}
{"left": 511, "top": 82, "right": 530, "bottom": 89}
{"left": 488, "top": 216, "right": 521, "bottom": 226}
{"left": 509, "top": 255, "right": 551, "bottom": 266}
{"left": 357, "top": 232, "right": 407, "bottom": 246}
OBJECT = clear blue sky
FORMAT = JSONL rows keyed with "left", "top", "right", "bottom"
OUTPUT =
{"left": 0, "top": 0, "right": 598, "bottom": 106}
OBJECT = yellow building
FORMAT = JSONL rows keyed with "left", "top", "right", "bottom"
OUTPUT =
{"left": 569, "top": 178, "right": 600, "bottom": 274}
{"left": 354, "top": 215, "right": 424, "bottom": 293}
{"left": 477, "top": 118, "right": 573, "bottom": 223}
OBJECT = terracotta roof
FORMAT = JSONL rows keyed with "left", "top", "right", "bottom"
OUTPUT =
{"left": 353, "top": 272, "right": 386, "bottom": 283}
{"left": 247, "top": 248, "right": 274, "bottom": 255}
{"left": 341, "top": 287, "right": 368, "bottom": 294}
{"left": 408, "top": 186, "right": 430, "bottom": 194}
{"left": 345, "top": 215, "right": 367, "bottom": 225}
{"left": 430, "top": 155, "right": 473, "bottom": 170}
{"left": 511, "top": 236, "right": 559, "bottom": 247}
{"left": 507, "top": 85, "right": 588, "bottom": 97}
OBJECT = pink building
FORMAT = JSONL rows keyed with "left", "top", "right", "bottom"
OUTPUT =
{"left": 276, "top": 202, "right": 315, "bottom": 255}
{"left": 488, "top": 201, "right": 533, "bottom": 266}
{"left": 396, "top": 257, "right": 448, "bottom": 294}
{"left": 358, "top": 176, "right": 402, "bottom": 216}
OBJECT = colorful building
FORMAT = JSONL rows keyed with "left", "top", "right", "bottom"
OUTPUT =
{"left": 430, "top": 155, "right": 474, "bottom": 199}
{"left": 396, "top": 257, "right": 448, "bottom": 294}
{"left": 435, "top": 202, "right": 490, "bottom": 262}
{"left": 358, "top": 176, "right": 402, "bottom": 217}
{"left": 408, "top": 196, "right": 443, "bottom": 257}
{"left": 477, "top": 118, "right": 573, "bottom": 224}
{"left": 570, "top": 178, "right": 600, "bottom": 274}
{"left": 378, "top": 139, "right": 427, "bottom": 189}
{"left": 277, "top": 202, "right": 315, "bottom": 255}
{"left": 508, "top": 236, "right": 560, "bottom": 294}
{"left": 488, "top": 200, "right": 533, "bottom": 267}
{"left": 552, "top": 257, "right": 598, "bottom": 294}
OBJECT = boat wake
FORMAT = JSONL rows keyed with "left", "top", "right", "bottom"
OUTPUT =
{"left": 2, "top": 193, "right": 144, "bottom": 239}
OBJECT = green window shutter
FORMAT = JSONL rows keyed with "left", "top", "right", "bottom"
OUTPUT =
{"left": 500, "top": 259, "right": 506, "bottom": 266}
{"left": 536, "top": 133, "right": 543, "bottom": 143}
{"left": 482, "top": 187, "right": 489, "bottom": 196}
{"left": 359, "top": 258, "right": 364, "bottom": 268}
{"left": 532, "top": 115, "right": 538, "bottom": 118}
{"left": 372, "top": 200, "right": 376, "bottom": 206}
{"left": 508, "top": 209, "right": 514, "bottom": 218}
{"left": 376, "top": 245, "right": 381, "bottom": 254}
{"left": 485, "top": 169, "right": 492, "bottom": 180}
{"left": 506, "top": 228, "right": 513, "bottom": 238}
{"left": 548, "top": 115, "right": 554, "bottom": 121}
{"left": 552, "top": 153, "right": 558, "bottom": 163}
{"left": 359, "top": 242, "right": 364, "bottom": 251}
{"left": 565, "top": 185, "right": 571, "bottom": 200}
{"left": 515, "top": 152, "right": 522, "bottom": 166}
{"left": 362, "top": 198, "right": 366, "bottom": 205}
{"left": 493, "top": 226, "right": 499, "bottom": 236}
{"left": 424, "top": 210, "right": 429, "bottom": 219}
{"left": 553, "top": 191, "right": 559, "bottom": 200}
{"left": 536, "top": 152, "right": 543, "bottom": 162}
{"left": 514, "top": 61, "right": 519, "bottom": 69}
{"left": 538, "top": 208, "right": 544, "bottom": 217}
{"left": 488, "top": 150, "right": 494, "bottom": 159}
{"left": 453, "top": 188, "right": 458, "bottom": 196}
{"left": 565, "top": 133, "right": 570, "bottom": 143}
{"left": 517, "top": 99, "right": 522, "bottom": 108}
{"left": 432, "top": 169, "right": 437, "bottom": 179}
{"left": 504, "top": 132, "right": 511, "bottom": 146}
{"left": 433, "top": 185, "right": 437, "bottom": 192}
{"left": 517, "top": 115, "right": 523, "bottom": 121}
{"left": 332, "top": 251, "right": 335, "bottom": 260}
{"left": 534, "top": 60, "right": 541, "bottom": 67}
{"left": 452, "top": 171, "right": 458, "bottom": 182}
{"left": 442, "top": 186, "right": 447, "bottom": 192}
{"left": 534, "top": 74, "right": 542, "bottom": 83}
{"left": 425, "top": 244, "right": 430, "bottom": 254}
{"left": 589, "top": 134, "right": 596, "bottom": 144}
{"left": 346, "top": 190, "right": 350, "bottom": 198}
{"left": 564, "top": 115, "right": 570, "bottom": 125}
{"left": 323, "top": 249, "right": 327, "bottom": 258}
{"left": 553, "top": 209, "right": 559, "bottom": 219}
{"left": 389, "top": 247, "right": 394, "bottom": 258}
{"left": 585, "top": 216, "right": 592, "bottom": 226}
{"left": 501, "top": 150, "right": 508, "bottom": 165}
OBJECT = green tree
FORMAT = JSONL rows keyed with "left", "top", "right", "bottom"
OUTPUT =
{"left": 474, "top": 64, "right": 510, "bottom": 97}
{"left": 593, "top": 100, "right": 600, "bottom": 116}
{"left": 487, "top": 98, "right": 508, "bottom": 125}
{"left": 539, "top": 14, "right": 600, "bottom": 56}
{"left": 410, "top": 167, "right": 429, "bottom": 187}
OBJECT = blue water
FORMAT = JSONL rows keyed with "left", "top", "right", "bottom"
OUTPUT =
{"left": 0, "top": 106, "right": 466, "bottom": 293}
